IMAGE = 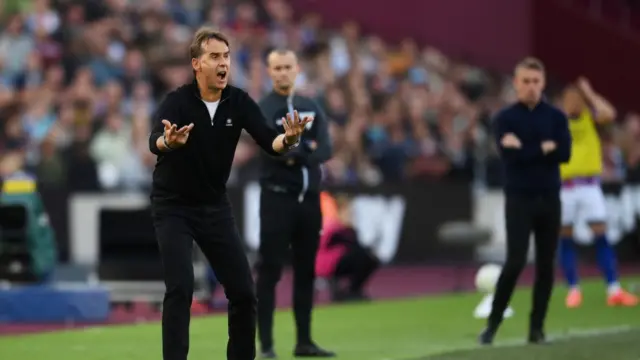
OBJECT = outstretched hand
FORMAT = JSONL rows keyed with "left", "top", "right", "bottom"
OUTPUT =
{"left": 162, "top": 119, "right": 194, "bottom": 149}
{"left": 282, "top": 110, "right": 312, "bottom": 145}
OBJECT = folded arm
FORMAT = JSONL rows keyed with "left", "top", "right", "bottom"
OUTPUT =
{"left": 547, "top": 112, "right": 572, "bottom": 163}
{"left": 494, "top": 113, "right": 544, "bottom": 164}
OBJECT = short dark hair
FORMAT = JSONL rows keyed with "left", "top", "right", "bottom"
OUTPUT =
{"left": 265, "top": 48, "right": 296, "bottom": 64}
{"left": 515, "top": 57, "right": 545, "bottom": 72}
{"left": 189, "top": 27, "right": 230, "bottom": 59}
{"left": 269, "top": 48, "right": 292, "bottom": 56}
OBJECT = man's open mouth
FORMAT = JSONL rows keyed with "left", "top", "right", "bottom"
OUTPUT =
{"left": 217, "top": 70, "right": 227, "bottom": 80}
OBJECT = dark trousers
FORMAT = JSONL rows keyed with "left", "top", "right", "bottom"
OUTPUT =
{"left": 256, "top": 189, "right": 322, "bottom": 352}
{"left": 334, "top": 243, "right": 380, "bottom": 294}
{"left": 152, "top": 198, "right": 256, "bottom": 360}
{"left": 489, "top": 193, "right": 561, "bottom": 331}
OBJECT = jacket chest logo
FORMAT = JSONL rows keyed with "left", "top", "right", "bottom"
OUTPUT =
{"left": 226, "top": 118, "right": 233, "bottom": 127}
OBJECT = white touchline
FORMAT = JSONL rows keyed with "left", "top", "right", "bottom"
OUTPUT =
{"left": 381, "top": 325, "right": 634, "bottom": 360}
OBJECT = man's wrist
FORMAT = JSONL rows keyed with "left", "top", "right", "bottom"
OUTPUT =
{"left": 282, "top": 136, "right": 299, "bottom": 149}
{"left": 163, "top": 134, "right": 175, "bottom": 151}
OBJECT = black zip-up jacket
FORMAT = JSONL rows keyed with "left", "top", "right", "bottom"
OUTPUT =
{"left": 257, "top": 91, "right": 332, "bottom": 200}
{"left": 149, "top": 81, "right": 281, "bottom": 205}
{"left": 494, "top": 101, "right": 572, "bottom": 195}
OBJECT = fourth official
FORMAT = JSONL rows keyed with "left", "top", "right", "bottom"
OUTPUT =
{"left": 256, "top": 49, "right": 334, "bottom": 358}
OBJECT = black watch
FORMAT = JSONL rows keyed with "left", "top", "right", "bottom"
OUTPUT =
{"left": 282, "top": 136, "right": 299, "bottom": 149}
{"left": 163, "top": 134, "right": 175, "bottom": 151}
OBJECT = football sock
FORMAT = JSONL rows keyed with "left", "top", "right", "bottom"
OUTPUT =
{"left": 594, "top": 234, "right": 620, "bottom": 295}
{"left": 559, "top": 237, "right": 579, "bottom": 288}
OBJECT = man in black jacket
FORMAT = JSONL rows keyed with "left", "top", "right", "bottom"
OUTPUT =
{"left": 148, "top": 28, "right": 311, "bottom": 360}
{"left": 255, "top": 49, "right": 334, "bottom": 359}
{"left": 479, "top": 57, "right": 571, "bottom": 346}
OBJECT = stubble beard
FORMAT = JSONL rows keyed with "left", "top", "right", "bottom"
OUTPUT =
{"left": 209, "top": 76, "right": 224, "bottom": 93}
{"left": 278, "top": 84, "right": 292, "bottom": 94}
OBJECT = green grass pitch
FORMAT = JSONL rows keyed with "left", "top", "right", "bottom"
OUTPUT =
{"left": 1, "top": 277, "right": 639, "bottom": 360}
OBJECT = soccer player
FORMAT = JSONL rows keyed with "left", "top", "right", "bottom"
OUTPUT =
{"left": 557, "top": 78, "right": 638, "bottom": 308}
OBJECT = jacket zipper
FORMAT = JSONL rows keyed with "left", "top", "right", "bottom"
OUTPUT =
{"left": 211, "top": 98, "right": 228, "bottom": 126}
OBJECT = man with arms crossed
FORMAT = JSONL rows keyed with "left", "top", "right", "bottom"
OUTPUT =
{"left": 480, "top": 58, "right": 571, "bottom": 345}
{"left": 256, "top": 49, "right": 334, "bottom": 358}
{"left": 557, "top": 78, "right": 638, "bottom": 308}
{"left": 149, "top": 28, "right": 311, "bottom": 360}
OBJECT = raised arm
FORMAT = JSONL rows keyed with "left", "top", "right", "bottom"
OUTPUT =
{"left": 242, "top": 93, "right": 309, "bottom": 156}
{"left": 149, "top": 93, "right": 194, "bottom": 154}
{"left": 577, "top": 77, "right": 617, "bottom": 124}
{"left": 257, "top": 97, "right": 307, "bottom": 164}
{"left": 242, "top": 93, "right": 285, "bottom": 156}
{"left": 548, "top": 111, "right": 572, "bottom": 163}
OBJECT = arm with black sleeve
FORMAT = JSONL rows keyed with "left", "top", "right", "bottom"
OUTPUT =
{"left": 241, "top": 92, "right": 292, "bottom": 156}
{"left": 547, "top": 111, "right": 572, "bottom": 163}
{"left": 149, "top": 93, "right": 180, "bottom": 155}
{"left": 493, "top": 111, "right": 544, "bottom": 164}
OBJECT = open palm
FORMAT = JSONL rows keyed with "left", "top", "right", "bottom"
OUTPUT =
{"left": 162, "top": 119, "right": 194, "bottom": 148}
{"left": 282, "top": 110, "right": 312, "bottom": 144}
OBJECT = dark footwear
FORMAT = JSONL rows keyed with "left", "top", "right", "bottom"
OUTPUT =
{"left": 294, "top": 343, "right": 336, "bottom": 357}
{"left": 478, "top": 327, "right": 496, "bottom": 345}
{"left": 260, "top": 349, "right": 277, "bottom": 358}
{"left": 528, "top": 329, "right": 548, "bottom": 344}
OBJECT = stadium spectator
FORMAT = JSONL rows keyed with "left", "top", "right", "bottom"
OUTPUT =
{"left": 0, "top": 0, "right": 634, "bottom": 194}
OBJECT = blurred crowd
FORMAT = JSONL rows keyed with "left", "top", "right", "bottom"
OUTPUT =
{"left": 1, "top": 0, "right": 640, "bottom": 192}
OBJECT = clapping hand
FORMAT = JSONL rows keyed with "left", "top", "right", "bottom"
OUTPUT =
{"left": 162, "top": 119, "right": 194, "bottom": 149}
{"left": 501, "top": 133, "right": 522, "bottom": 149}
{"left": 282, "top": 110, "right": 312, "bottom": 145}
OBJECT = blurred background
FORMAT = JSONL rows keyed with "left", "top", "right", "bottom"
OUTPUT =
{"left": 1, "top": 0, "right": 640, "bottom": 331}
